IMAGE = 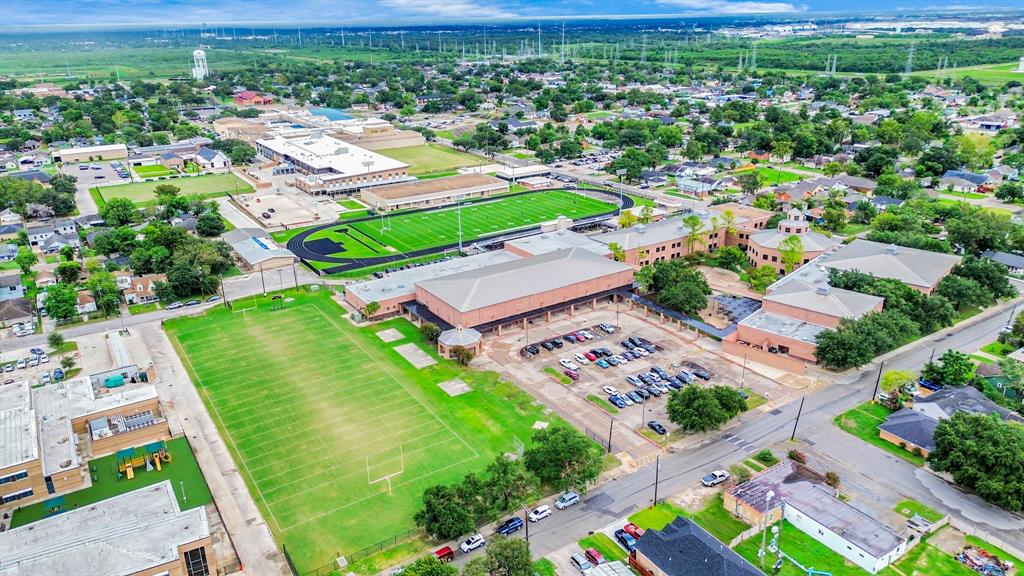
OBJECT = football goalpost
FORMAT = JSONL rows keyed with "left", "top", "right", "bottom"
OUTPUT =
{"left": 366, "top": 445, "right": 405, "bottom": 496}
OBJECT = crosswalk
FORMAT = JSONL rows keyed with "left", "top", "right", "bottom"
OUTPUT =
{"left": 721, "top": 431, "right": 758, "bottom": 454}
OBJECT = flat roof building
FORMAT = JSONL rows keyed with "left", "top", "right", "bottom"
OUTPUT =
{"left": 0, "top": 480, "right": 215, "bottom": 576}
{"left": 255, "top": 132, "right": 410, "bottom": 196}
{"left": 51, "top": 143, "right": 128, "bottom": 163}
{"left": 360, "top": 174, "right": 508, "bottom": 212}
{"left": 505, "top": 229, "right": 611, "bottom": 258}
{"left": 221, "top": 228, "right": 296, "bottom": 271}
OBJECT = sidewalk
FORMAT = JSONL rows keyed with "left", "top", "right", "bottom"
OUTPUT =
{"left": 142, "top": 323, "right": 291, "bottom": 576}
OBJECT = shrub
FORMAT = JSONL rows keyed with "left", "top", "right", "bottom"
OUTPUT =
{"left": 729, "top": 464, "right": 752, "bottom": 485}
{"left": 787, "top": 449, "right": 807, "bottom": 464}
{"left": 825, "top": 471, "right": 841, "bottom": 488}
{"left": 754, "top": 449, "right": 778, "bottom": 466}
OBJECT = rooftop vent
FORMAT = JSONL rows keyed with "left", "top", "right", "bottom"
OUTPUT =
{"left": 816, "top": 285, "right": 831, "bottom": 296}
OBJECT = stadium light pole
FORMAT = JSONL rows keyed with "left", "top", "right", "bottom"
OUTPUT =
{"left": 759, "top": 490, "right": 775, "bottom": 568}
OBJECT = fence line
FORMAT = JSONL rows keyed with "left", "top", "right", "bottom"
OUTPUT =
{"left": 290, "top": 527, "right": 426, "bottom": 576}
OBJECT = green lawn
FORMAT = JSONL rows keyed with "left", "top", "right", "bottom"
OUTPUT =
{"left": 744, "top": 389, "right": 767, "bottom": 411}
{"left": 834, "top": 402, "right": 926, "bottom": 466}
{"left": 533, "top": 558, "right": 557, "bottom": 576}
{"left": 377, "top": 144, "right": 485, "bottom": 175}
{"left": 91, "top": 173, "right": 253, "bottom": 207}
{"left": 128, "top": 302, "right": 161, "bottom": 315}
{"left": 939, "top": 191, "right": 988, "bottom": 200}
{"left": 980, "top": 341, "right": 1015, "bottom": 358}
{"left": 10, "top": 437, "right": 211, "bottom": 527}
{"left": 545, "top": 366, "right": 572, "bottom": 385}
{"left": 893, "top": 499, "right": 944, "bottom": 523}
{"left": 587, "top": 394, "right": 619, "bottom": 414}
{"left": 735, "top": 520, "right": 866, "bottom": 576}
{"left": 299, "top": 190, "right": 614, "bottom": 262}
{"left": 754, "top": 166, "right": 803, "bottom": 185}
{"left": 880, "top": 531, "right": 974, "bottom": 576}
{"left": 628, "top": 494, "right": 748, "bottom": 544}
{"left": 133, "top": 164, "right": 176, "bottom": 178}
{"left": 578, "top": 533, "right": 627, "bottom": 563}
{"left": 165, "top": 290, "right": 560, "bottom": 573}
{"left": 338, "top": 198, "right": 366, "bottom": 210}
{"left": 625, "top": 194, "right": 656, "bottom": 208}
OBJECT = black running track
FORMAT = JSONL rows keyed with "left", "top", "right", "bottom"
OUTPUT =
{"left": 286, "top": 188, "right": 633, "bottom": 275}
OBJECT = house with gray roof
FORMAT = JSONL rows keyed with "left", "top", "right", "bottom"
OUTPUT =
{"left": 878, "top": 408, "right": 939, "bottom": 455}
{"left": 0, "top": 273, "right": 26, "bottom": 302}
{"left": 632, "top": 516, "right": 761, "bottom": 576}
{"left": 221, "top": 228, "right": 296, "bottom": 270}
{"left": 982, "top": 250, "right": 1024, "bottom": 274}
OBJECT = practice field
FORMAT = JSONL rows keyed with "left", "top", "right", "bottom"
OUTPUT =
{"left": 300, "top": 190, "right": 615, "bottom": 264}
{"left": 91, "top": 173, "right": 254, "bottom": 207}
{"left": 377, "top": 144, "right": 485, "bottom": 175}
{"left": 132, "top": 164, "right": 176, "bottom": 178}
{"left": 166, "top": 290, "right": 554, "bottom": 573}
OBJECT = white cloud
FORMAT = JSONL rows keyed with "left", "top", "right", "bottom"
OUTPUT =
{"left": 378, "top": 0, "right": 517, "bottom": 19}
{"left": 655, "top": 0, "right": 798, "bottom": 13}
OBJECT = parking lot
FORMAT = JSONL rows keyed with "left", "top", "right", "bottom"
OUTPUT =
{"left": 483, "top": 304, "right": 793, "bottom": 452}
{"left": 65, "top": 160, "right": 130, "bottom": 187}
{"left": 0, "top": 344, "right": 62, "bottom": 387}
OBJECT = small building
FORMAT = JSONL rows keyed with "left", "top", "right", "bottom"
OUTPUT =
{"left": 159, "top": 152, "right": 185, "bottom": 171}
{"left": 221, "top": 228, "right": 296, "bottom": 271}
{"left": 234, "top": 90, "right": 274, "bottom": 106}
{"left": 360, "top": 173, "right": 509, "bottom": 212}
{"left": 877, "top": 408, "right": 938, "bottom": 457}
{"left": 632, "top": 516, "right": 761, "bottom": 576}
{"left": 76, "top": 291, "right": 97, "bottom": 314}
{"left": 0, "top": 243, "right": 19, "bottom": 262}
{"left": 195, "top": 146, "right": 231, "bottom": 171}
{"left": 982, "top": 250, "right": 1024, "bottom": 274}
{"left": 123, "top": 273, "right": 168, "bottom": 305}
{"left": 437, "top": 326, "right": 483, "bottom": 359}
{"left": 0, "top": 297, "right": 34, "bottom": 327}
{"left": 746, "top": 209, "right": 838, "bottom": 275}
{"left": 0, "top": 273, "right": 27, "bottom": 302}
{"left": 518, "top": 176, "right": 559, "bottom": 190}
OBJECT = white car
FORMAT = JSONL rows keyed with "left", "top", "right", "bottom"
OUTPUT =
{"left": 602, "top": 385, "right": 619, "bottom": 395}
{"left": 528, "top": 505, "right": 551, "bottom": 522}
{"left": 701, "top": 470, "right": 730, "bottom": 487}
{"left": 15, "top": 359, "right": 26, "bottom": 369}
{"left": 613, "top": 354, "right": 629, "bottom": 364}
{"left": 39, "top": 354, "right": 49, "bottom": 364}
{"left": 574, "top": 353, "right": 590, "bottom": 365}
{"left": 559, "top": 358, "right": 580, "bottom": 371}
{"left": 460, "top": 534, "right": 485, "bottom": 553}
{"left": 633, "top": 347, "right": 649, "bottom": 357}
{"left": 28, "top": 357, "right": 38, "bottom": 367}
{"left": 579, "top": 330, "right": 595, "bottom": 340}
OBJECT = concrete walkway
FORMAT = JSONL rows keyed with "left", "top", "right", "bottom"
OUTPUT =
{"left": 141, "top": 323, "right": 291, "bottom": 576}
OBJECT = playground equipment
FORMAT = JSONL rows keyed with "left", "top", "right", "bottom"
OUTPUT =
{"left": 116, "top": 442, "right": 171, "bottom": 480}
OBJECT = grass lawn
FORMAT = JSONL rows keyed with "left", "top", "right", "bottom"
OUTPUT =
{"left": 893, "top": 499, "right": 944, "bottom": 523}
{"left": 544, "top": 366, "right": 572, "bottom": 384}
{"left": 338, "top": 198, "right": 365, "bottom": 210}
{"left": 128, "top": 302, "right": 161, "bottom": 315}
{"left": 533, "top": 558, "right": 557, "bottom": 576}
{"left": 92, "top": 173, "right": 253, "bottom": 207}
{"left": 629, "top": 494, "right": 748, "bottom": 544}
{"left": 377, "top": 144, "right": 485, "bottom": 176}
{"left": 955, "top": 306, "right": 982, "bottom": 323}
{"left": 939, "top": 191, "right": 988, "bottom": 200}
{"left": 838, "top": 223, "right": 870, "bottom": 236}
{"left": 754, "top": 166, "right": 803, "bottom": 185}
{"left": 10, "top": 437, "right": 211, "bottom": 527}
{"left": 625, "top": 194, "right": 656, "bottom": 208}
{"left": 744, "top": 389, "right": 767, "bottom": 411}
{"left": 578, "top": 533, "right": 627, "bottom": 563}
{"left": 735, "top": 520, "right": 866, "bottom": 576}
{"left": 133, "top": 164, "right": 176, "bottom": 178}
{"left": 744, "top": 459, "right": 765, "bottom": 471}
{"left": 834, "top": 402, "right": 926, "bottom": 466}
{"left": 586, "top": 394, "right": 619, "bottom": 414}
{"left": 165, "top": 290, "right": 561, "bottom": 573}
{"left": 880, "top": 531, "right": 974, "bottom": 576}
{"left": 980, "top": 341, "right": 1014, "bottom": 358}
{"left": 301, "top": 190, "right": 614, "bottom": 261}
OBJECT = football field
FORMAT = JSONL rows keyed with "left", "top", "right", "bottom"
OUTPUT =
{"left": 302, "top": 190, "right": 615, "bottom": 261}
{"left": 166, "top": 291, "right": 550, "bottom": 573}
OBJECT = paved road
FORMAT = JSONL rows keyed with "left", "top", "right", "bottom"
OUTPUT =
{"left": 454, "top": 304, "right": 1024, "bottom": 565}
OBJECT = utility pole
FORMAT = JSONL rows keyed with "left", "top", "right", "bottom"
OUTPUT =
{"left": 871, "top": 361, "right": 885, "bottom": 402}
{"left": 652, "top": 456, "right": 661, "bottom": 504}
{"left": 606, "top": 418, "right": 613, "bottom": 453}
{"left": 789, "top": 396, "right": 805, "bottom": 441}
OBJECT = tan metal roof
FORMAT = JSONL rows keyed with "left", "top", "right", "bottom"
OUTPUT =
{"left": 367, "top": 173, "right": 506, "bottom": 200}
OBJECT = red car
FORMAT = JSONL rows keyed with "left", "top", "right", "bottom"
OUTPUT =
{"left": 564, "top": 369, "right": 580, "bottom": 381}
{"left": 584, "top": 352, "right": 598, "bottom": 362}
{"left": 623, "top": 522, "right": 645, "bottom": 539}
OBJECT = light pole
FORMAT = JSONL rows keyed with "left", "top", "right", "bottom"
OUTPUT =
{"left": 180, "top": 480, "right": 187, "bottom": 505}
{"left": 759, "top": 490, "right": 775, "bottom": 568}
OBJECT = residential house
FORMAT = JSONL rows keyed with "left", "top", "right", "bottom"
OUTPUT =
{"left": 982, "top": 250, "right": 1024, "bottom": 274}
{"left": 123, "top": 273, "right": 168, "bottom": 305}
{"left": 34, "top": 270, "right": 57, "bottom": 287}
{"left": 0, "top": 243, "right": 19, "bottom": 262}
{"left": 631, "top": 516, "right": 761, "bottom": 576}
{"left": 27, "top": 218, "right": 78, "bottom": 249}
{"left": 159, "top": 152, "right": 185, "bottom": 171}
{"left": 233, "top": 90, "right": 274, "bottom": 106}
{"left": 8, "top": 170, "right": 52, "bottom": 185}
{"left": 0, "top": 209, "right": 23, "bottom": 225}
{"left": 725, "top": 460, "right": 907, "bottom": 573}
{"left": 0, "top": 297, "right": 34, "bottom": 326}
{"left": 75, "top": 291, "right": 97, "bottom": 315}
{"left": 939, "top": 170, "right": 991, "bottom": 192}
{"left": 112, "top": 270, "right": 134, "bottom": 291}
{"left": 75, "top": 214, "right": 105, "bottom": 229}
{"left": 0, "top": 222, "right": 25, "bottom": 241}
{"left": 0, "top": 273, "right": 27, "bottom": 302}
{"left": 195, "top": 146, "right": 231, "bottom": 171}
{"left": 676, "top": 177, "right": 722, "bottom": 197}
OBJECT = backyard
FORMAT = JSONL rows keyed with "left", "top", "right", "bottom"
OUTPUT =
{"left": 834, "top": 402, "right": 926, "bottom": 466}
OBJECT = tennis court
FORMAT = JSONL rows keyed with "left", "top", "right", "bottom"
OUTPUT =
{"left": 166, "top": 291, "right": 550, "bottom": 572}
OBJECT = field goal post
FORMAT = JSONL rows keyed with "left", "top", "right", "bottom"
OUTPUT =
{"left": 367, "top": 445, "right": 405, "bottom": 496}
{"left": 510, "top": 435, "right": 525, "bottom": 460}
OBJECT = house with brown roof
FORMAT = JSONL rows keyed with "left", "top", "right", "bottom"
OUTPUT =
{"left": 123, "top": 274, "right": 167, "bottom": 305}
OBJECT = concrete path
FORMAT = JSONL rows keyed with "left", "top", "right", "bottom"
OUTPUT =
{"left": 216, "top": 197, "right": 263, "bottom": 230}
{"left": 142, "top": 323, "right": 291, "bottom": 576}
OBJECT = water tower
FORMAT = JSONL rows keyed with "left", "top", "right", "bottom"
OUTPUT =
{"left": 191, "top": 49, "right": 209, "bottom": 81}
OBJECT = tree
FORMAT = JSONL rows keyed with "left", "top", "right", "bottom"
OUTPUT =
{"left": 59, "top": 245, "right": 75, "bottom": 262}
{"left": 778, "top": 234, "right": 804, "bottom": 274}
{"left": 153, "top": 281, "right": 176, "bottom": 303}
{"left": 935, "top": 275, "right": 993, "bottom": 311}
{"left": 752, "top": 194, "right": 778, "bottom": 212}
{"left": 414, "top": 484, "right": 474, "bottom": 540}
{"left": 929, "top": 412, "right": 1024, "bottom": 512}
{"left": 484, "top": 456, "right": 537, "bottom": 515}
{"left": 634, "top": 265, "right": 655, "bottom": 293}
{"left": 420, "top": 322, "right": 442, "bottom": 343}
{"left": 87, "top": 270, "right": 121, "bottom": 316}
{"left": 880, "top": 369, "right": 916, "bottom": 393}
{"left": 362, "top": 301, "right": 381, "bottom": 318}
{"left": 153, "top": 183, "right": 181, "bottom": 198}
{"left": 607, "top": 242, "right": 625, "bottom": 262}
{"left": 100, "top": 197, "right": 142, "bottom": 227}
{"left": 55, "top": 261, "right": 82, "bottom": 284}
{"left": 920, "top": 350, "right": 975, "bottom": 386}
{"left": 14, "top": 249, "right": 37, "bottom": 275}
{"left": 451, "top": 345, "right": 474, "bottom": 365}
{"left": 736, "top": 171, "right": 763, "bottom": 195}
{"left": 618, "top": 210, "right": 638, "bottom": 228}
{"left": 401, "top": 555, "right": 459, "bottom": 576}
{"left": 523, "top": 426, "right": 602, "bottom": 492}
{"left": 953, "top": 256, "right": 1017, "bottom": 300}
{"left": 681, "top": 214, "right": 705, "bottom": 254}
{"left": 995, "top": 181, "right": 1024, "bottom": 203}
{"left": 485, "top": 537, "right": 533, "bottom": 576}
{"left": 61, "top": 354, "right": 76, "bottom": 371}
{"left": 747, "top": 265, "right": 778, "bottom": 292}
{"left": 44, "top": 283, "right": 79, "bottom": 322}
{"left": 196, "top": 212, "right": 225, "bottom": 237}
{"left": 711, "top": 386, "right": 748, "bottom": 416}
{"left": 666, "top": 386, "right": 728, "bottom": 432}
{"left": 657, "top": 268, "right": 711, "bottom": 316}
{"left": 47, "top": 331, "right": 65, "bottom": 351}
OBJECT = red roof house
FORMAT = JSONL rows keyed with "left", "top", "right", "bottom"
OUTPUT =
{"left": 234, "top": 91, "right": 274, "bottom": 106}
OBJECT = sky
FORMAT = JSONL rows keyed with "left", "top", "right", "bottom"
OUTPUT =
{"left": 1, "top": 0, "right": 1021, "bottom": 29}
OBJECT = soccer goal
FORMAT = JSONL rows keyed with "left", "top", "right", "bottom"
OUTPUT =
{"left": 232, "top": 294, "right": 260, "bottom": 315}
{"left": 366, "top": 445, "right": 405, "bottom": 496}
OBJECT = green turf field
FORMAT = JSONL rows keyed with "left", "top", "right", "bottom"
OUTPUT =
{"left": 377, "top": 144, "right": 485, "bottom": 175}
{"left": 303, "top": 190, "right": 614, "bottom": 261}
{"left": 754, "top": 166, "right": 804, "bottom": 184}
{"left": 133, "top": 164, "right": 176, "bottom": 178}
{"left": 92, "top": 173, "right": 253, "bottom": 207}
{"left": 166, "top": 290, "right": 556, "bottom": 573}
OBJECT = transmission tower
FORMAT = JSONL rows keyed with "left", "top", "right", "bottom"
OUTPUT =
{"left": 904, "top": 42, "right": 916, "bottom": 75}
{"left": 750, "top": 43, "right": 757, "bottom": 72}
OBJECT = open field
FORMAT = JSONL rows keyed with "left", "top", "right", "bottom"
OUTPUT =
{"left": 834, "top": 402, "right": 925, "bottom": 466}
{"left": 11, "top": 437, "right": 211, "bottom": 528}
{"left": 628, "top": 494, "right": 748, "bottom": 543}
{"left": 132, "top": 164, "right": 176, "bottom": 178}
{"left": 378, "top": 144, "right": 485, "bottom": 175}
{"left": 0, "top": 46, "right": 271, "bottom": 81}
{"left": 91, "top": 173, "right": 253, "bottom": 207}
{"left": 918, "top": 61, "right": 1024, "bottom": 86}
{"left": 294, "top": 190, "right": 615, "bottom": 266}
{"left": 755, "top": 166, "right": 804, "bottom": 184}
{"left": 166, "top": 290, "right": 557, "bottom": 573}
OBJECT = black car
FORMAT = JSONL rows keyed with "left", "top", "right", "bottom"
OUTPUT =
{"left": 541, "top": 341, "right": 556, "bottom": 351}
{"left": 527, "top": 345, "right": 541, "bottom": 355}
{"left": 666, "top": 376, "right": 683, "bottom": 389}
{"left": 647, "top": 421, "right": 668, "bottom": 435}
{"left": 690, "top": 367, "right": 712, "bottom": 380}
{"left": 634, "top": 387, "right": 650, "bottom": 400}
{"left": 640, "top": 343, "right": 656, "bottom": 353}
{"left": 646, "top": 386, "right": 662, "bottom": 397}
{"left": 497, "top": 517, "right": 524, "bottom": 535}
{"left": 621, "top": 351, "right": 635, "bottom": 360}
{"left": 638, "top": 373, "right": 653, "bottom": 385}
{"left": 551, "top": 340, "right": 564, "bottom": 349}
{"left": 620, "top": 340, "right": 633, "bottom": 349}
{"left": 652, "top": 367, "right": 669, "bottom": 379}
{"left": 628, "top": 337, "right": 642, "bottom": 348}
{"left": 677, "top": 371, "right": 695, "bottom": 384}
